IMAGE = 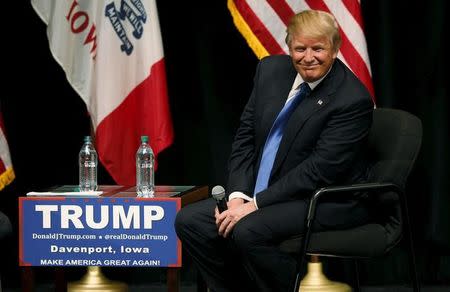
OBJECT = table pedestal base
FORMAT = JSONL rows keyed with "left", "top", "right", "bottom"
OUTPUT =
{"left": 299, "top": 262, "right": 351, "bottom": 292}
{"left": 68, "top": 266, "right": 127, "bottom": 292}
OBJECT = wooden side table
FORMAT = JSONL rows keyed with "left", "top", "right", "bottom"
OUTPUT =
{"left": 20, "top": 185, "right": 209, "bottom": 292}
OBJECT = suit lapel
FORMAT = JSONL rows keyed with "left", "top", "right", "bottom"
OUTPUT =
{"left": 270, "top": 60, "right": 344, "bottom": 177}
{"left": 259, "top": 64, "right": 298, "bottom": 141}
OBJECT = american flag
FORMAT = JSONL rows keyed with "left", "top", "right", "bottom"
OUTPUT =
{"left": 228, "top": 0, "right": 374, "bottom": 98}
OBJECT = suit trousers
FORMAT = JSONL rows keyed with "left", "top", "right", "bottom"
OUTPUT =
{"left": 176, "top": 198, "right": 325, "bottom": 291}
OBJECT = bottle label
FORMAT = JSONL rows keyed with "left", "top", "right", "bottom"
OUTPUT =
{"left": 140, "top": 163, "right": 152, "bottom": 168}
{"left": 84, "top": 161, "right": 96, "bottom": 167}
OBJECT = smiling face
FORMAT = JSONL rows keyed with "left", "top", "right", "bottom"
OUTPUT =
{"left": 288, "top": 33, "right": 337, "bottom": 83}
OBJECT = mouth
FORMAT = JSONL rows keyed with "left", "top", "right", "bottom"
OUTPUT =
{"left": 300, "top": 64, "right": 319, "bottom": 70}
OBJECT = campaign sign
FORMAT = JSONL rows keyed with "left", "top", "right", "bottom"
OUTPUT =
{"left": 19, "top": 197, "right": 181, "bottom": 267}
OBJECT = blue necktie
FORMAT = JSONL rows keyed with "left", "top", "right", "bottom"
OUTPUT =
{"left": 254, "top": 82, "right": 311, "bottom": 195}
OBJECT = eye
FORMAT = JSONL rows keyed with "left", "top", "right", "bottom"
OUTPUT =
{"left": 295, "top": 48, "right": 305, "bottom": 53}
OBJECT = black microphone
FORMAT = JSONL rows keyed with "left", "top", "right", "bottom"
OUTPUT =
{"left": 211, "top": 185, "right": 228, "bottom": 213}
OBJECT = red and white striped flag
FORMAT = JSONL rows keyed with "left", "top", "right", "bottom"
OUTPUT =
{"left": 32, "top": 0, "right": 174, "bottom": 185}
{"left": 228, "top": 0, "right": 374, "bottom": 98}
{"left": 0, "top": 110, "right": 14, "bottom": 191}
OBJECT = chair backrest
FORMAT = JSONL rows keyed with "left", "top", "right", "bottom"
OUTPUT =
{"left": 367, "top": 108, "right": 422, "bottom": 189}
{"left": 366, "top": 108, "right": 422, "bottom": 250}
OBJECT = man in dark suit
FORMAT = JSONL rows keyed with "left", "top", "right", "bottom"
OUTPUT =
{"left": 175, "top": 10, "right": 374, "bottom": 292}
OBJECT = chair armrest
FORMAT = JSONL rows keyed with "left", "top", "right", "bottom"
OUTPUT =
{"left": 294, "top": 182, "right": 415, "bottom": 292}
{"left": 307, "top": 182, "right": 402, "bottom": 226}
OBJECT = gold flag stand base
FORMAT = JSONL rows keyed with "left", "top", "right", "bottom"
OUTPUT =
{"left": 299, "top": 261, "right": 352, "bottom": 292}
{"left": 68, "top": 266, "right": 128, "bottom": 292}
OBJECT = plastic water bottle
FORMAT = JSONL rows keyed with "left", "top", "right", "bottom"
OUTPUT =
{"left": 136, "top": 135, "right": 155, "bottom": 197}
{"left": 79, "top": 136, "right": 98, "bottom": 192}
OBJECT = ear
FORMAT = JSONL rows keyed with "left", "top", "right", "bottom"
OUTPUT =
{"left": 332, "top": 50, "right": 338, "bottom": 59}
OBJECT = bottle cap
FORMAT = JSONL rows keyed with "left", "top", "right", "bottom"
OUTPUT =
{"left": 141, "top": 136, "right": 149, "bottom": 143}
{"left": 84, "top": 136, "right": 92, "bottom": 142}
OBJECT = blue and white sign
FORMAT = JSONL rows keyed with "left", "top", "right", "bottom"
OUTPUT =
{"left": 19, "top": 197, "right": 181, "bottom": 267}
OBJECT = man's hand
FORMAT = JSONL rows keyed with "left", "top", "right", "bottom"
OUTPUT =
{"left": 227, "top": 198, "right": 245, "bottom": 209}
{"left": 215, "top": 200, "right": 257, "bottom": 238}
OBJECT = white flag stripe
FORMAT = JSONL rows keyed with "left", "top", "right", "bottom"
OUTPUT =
{"left": 286, "top": 0, "right": 310, "bottom": 13}
{"left": 247, "top": 0, "right": 289, "bottom": 52}
{"left": 323, "top": 0, "right": 371, "bottom": 72}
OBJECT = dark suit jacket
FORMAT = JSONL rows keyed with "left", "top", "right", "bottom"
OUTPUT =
{"left": 227, "top": 55, "right": 374, "bottom": 227}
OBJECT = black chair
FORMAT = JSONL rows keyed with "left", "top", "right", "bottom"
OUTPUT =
{"left": 279, "top": 108, "right": 422, "bottom": 292}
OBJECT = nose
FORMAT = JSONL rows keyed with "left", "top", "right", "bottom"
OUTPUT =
{"left": 304, "top": 49, "right": 314, "bottom": 63}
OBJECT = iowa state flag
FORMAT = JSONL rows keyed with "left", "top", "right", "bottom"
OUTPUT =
{"left": 32, "top": 0, "right": 174, "bottom": 185}
{"left": 0, "top": 110, "right": 14, "bottom": 191}
{"left": 228, "top": 0, "right": 374, "bottom": 98}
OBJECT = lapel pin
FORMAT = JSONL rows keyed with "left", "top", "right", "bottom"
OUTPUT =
{"left": 317, "top": 99, "right": 323, "bottom": 105}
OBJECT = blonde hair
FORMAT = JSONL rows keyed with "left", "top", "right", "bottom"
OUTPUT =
{"left": 285, "top": 10, "right": 341, "bottom": 53}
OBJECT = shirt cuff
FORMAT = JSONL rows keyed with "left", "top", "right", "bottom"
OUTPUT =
{"left": 253, "top": 197, "right": 259, "bottom": 209}
{"left": 228, "top": 191, "right": 252, "bottom": 202}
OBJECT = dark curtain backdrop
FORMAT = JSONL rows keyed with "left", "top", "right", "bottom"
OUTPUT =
{"left": 1, "top": 0, "right": 448, "bottom": 288}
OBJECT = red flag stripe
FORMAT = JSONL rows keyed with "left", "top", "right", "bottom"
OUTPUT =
{"left": 305, "top": 0, "right": 374, "bottom": 96}
{"left": 233, "top": 0, "right": 285, "bottom": 55}
{"left": 266, "top": 0, "right": 295, "bottom": 26}
{"left": 341, "top": 0, "right": 364, "bottom": 30}
{"left": 323, "top": 1, "right": 371, "bottom": 68}
{"left": 338, "top": 31, "right": 374, "bottom": 96}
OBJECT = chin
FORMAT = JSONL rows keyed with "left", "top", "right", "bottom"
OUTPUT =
{"left": 302, "top": 75, "right": 318, "bottom": 83}
{"left": 299, "top": 70, "right": 315, "bottom": 81}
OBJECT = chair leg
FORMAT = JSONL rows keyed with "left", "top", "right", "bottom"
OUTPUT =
{"left": 405, "top": 225, "right": 421, "bottom": 292}
{"left": 293, "top": 224, "right": 313, "bottom": 292}
{"left": 293, "top": 198, "right": 319, "bottom": 292}
{"left": 352, "top": 259, "right": 361, "bottom": 292}
{"left": 401, "top": 199, "right": 421, "bottom": 292}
